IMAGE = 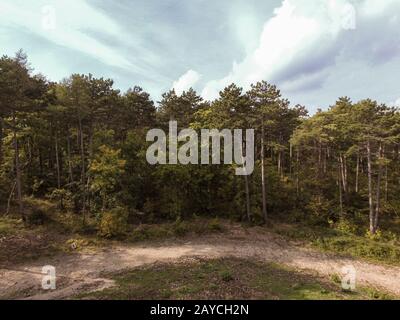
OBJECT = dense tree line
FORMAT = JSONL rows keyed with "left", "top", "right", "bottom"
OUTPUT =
{"left": 1, "top": 51, "right": 399, "bottom": 235}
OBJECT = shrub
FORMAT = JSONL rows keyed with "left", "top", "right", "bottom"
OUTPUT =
{"left": 286, "top": 210, "right": 306, "bottom": 224}
{"left": 335, "top": 219, "right": 357, "bottom": 235}
{"left": 330, "top": 273, "right": 341, "bottom": 284}
{"left": 65, "top": 238, "right": 90, "bottom": 251}
{"left": 173, "top": 218, "right": 188, "bottom": 236}
{"left": 98, "top": 207, "right": 128, "bottom": 238}
{"left": 365, "top": 229, "right": 382, "bottom": 241}
{"left": 207, "top": 218, "right": 223, "bottom": 232}
{"left": 27, "top": 208, "right": 49, "bottom": 225}
{"left": 365, "top": 288, "right": 392, "bottom": 300}
{"left": 130, "top": 224, "right": 172, "bottom": 241}
{"left": 382, "top": 231, "right": 398, "bottom": 243}
{"left": 220, "top": 270, "right": 234, "bottom": 282}
{"left": 305, "top": 196, "right": 332, "bottom": 226}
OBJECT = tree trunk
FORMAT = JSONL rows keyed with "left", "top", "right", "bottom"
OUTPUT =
{"left": 39, "top": 149, "right": 43, "bottom": 175}
{"left": 78, "top": 115, "right": 86, "bottom": 224}
{"left": 6, "top": 181, "right": 17, "bottom": 216}
{"left": 55, "top": 132, "right": 64, "bottom": 209}
{"left": 344, "top": 156, "right": 348, "bottom": 192}
{"left": 318, "top": 140, "right": 322, "bottom": 176}
{"left": 289, "top": 142, "right": 293, "bottom": 177}
{"left": 385, "top": 165, "right": 388, "bottom": 202}
{"left": 244, "top": 173, "right": 251, "bottom": 222}
{"left": 355, "top": 151, "right": 360, "bottom": 193}
{"left": 339, "top": 154, "right": 347, "bottom": 193}
{"left": 242, "top": 141, "right": 252, "bottom": 222}
{"left": 366, "top": 141, "right": 376, "bottom": 234}
{"left": 67, "top": 128, "right": 73, "bottom": 183}
{"left": 55, "top": 133, "right": 61, "bottom": 189}
{"left": 374, "top": 143, "right": 383, "bottom": 231}
{"left": 277, "top": 151, "right": 281, "bottom": 176}
{"left": 87, "top": 124, "right": 94, "bottom": 213}
{"left": 296, "top": 148, "right": 300, "bottom": 199}
{"left": 261, "top": 119, "right": 267, "bottom": 222}
{"left": 13, "top": 113, "right": 25, "bottom": 223}
{"left": 0, "top": 116, "right": 3, "bottom": 166}
{"left": 338, "top": 159, "right": 343, "bottom": 217}
{"left": 384, "top": 146, "right": 388, "bottom": 202}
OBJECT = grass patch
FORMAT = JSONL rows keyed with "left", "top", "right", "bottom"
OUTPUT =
{"left": 0, "top": 217, "right": 24, "bottom": 237}
{"left": 0, "top": 209, "right": 226, "bottom": 266}
{"left": 0, "top": 206, "right": 100, "bottom": 266}
{"left": 77, "top": 258, "right": 391, "bottom": 300}
{"left": 0, "top": 216, "right": 68, "bottom": 266}
{"left": 126, "top": 218, "right": 225, "bottom": 242}
{"left": 271, "top": 222, "right": 400, "bottom": 266}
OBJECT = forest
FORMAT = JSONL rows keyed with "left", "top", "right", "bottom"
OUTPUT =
{"left": 1, "top": 50, "right": 400, "bottom": 241}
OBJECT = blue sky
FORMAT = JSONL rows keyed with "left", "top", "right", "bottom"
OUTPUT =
{"left": 1, "top": 0, "right": 400, "bottom": 112}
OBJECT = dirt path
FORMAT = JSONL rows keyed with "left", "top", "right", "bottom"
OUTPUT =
{"left": 1, "top": 226, "right": 399, "bottom": 299}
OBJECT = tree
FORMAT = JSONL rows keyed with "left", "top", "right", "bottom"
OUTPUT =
{"left": 194, "top": 84, "right": 254, "bottom": 221}
{"left": 0, "top": 51, "right": 46, "bottom": 221}
{"left": 248, "top": 81, "right": 305, "bottom": 223}
{"left": 89, "top": 145, "right": 126, "bottom": 212}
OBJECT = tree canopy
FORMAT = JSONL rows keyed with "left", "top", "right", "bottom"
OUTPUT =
{"left": 1, "top": 51, "right": 399, "bottom": 236}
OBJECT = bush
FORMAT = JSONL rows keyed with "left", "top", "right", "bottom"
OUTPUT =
{"left": 365, "top": 288, "right": 392, "bottom": 300}
{"left": 382, "top": 231, "right": 398, "bottom": 243}
{"left": 65, "top": 238, "right": 90, "bottom": 251}
{"left": 286, "top": 210, "right": 306, "bottom": 224}
{"left": 365, "top": 229, "right": 382, "bottom": 241}
{"left": 173, "top": 218, "right": 188, "bottom": 236}
{"left": 305, "top": 196, "right": 332, "bottom": 226}
{"left": 335, "top": 219, "right": 357, "bottom": 235}
{"left": 330, "top": 273, "right": 341, "bottom": 284}
{"left": 220, "top": 270, "right": 234, "bottom": 282}
{"left": 130, "top": 224, "right": 172, "bottom": 241}
{"left": 207, "top": 218, "right": 223, "bottom": 232}
{"left": 98, "top": 207, "right": 128, "bottom": 238}
{"left": 27, "top": 208, "right": 50, "bottom": 225}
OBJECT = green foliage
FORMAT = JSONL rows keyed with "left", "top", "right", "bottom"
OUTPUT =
{"left": 330, "top": 273, "right": 342, "bottom": 284}
{"left": 0, "top": 218, "right": 23, "bottom": 237}
{"left": 128, "top": 218, "right": 226, "bottom": 242}
{"left": 98, "top": 207, "right": 129, "bottom": 239}
{"left": 273, "top": 222, "right": 400, "bottom": 265}
{"left": 220, "top": 270, "right": 234, "bottom": 282}
{"left": 172, "top": 218, "right": 188, "bottom": 236}
{"left": 1, "top": 51, "right": 399, "bottom": 251}
{"left": 65, "top": 238, "right": 91, "bottom": 251}
{"left": 365, "top": 229, "right": 383, "bottom": 241}
{"left": 305, "top": 196, "right": 332, "bottom": 225}
{"left": 335, "top": 219, "right": 358, "bottom": 235}
{"left": 89, "top": 145, "right": 126, "bottom": 210}
{"left": 77, "top": 258, "right": 390, "bottom": 300}
{"left": 27, "top": 208, "right": 49, "bottom": 226}
{"left": 364, "top": 288, "right": 392, "bottom": 300}
{"left": 207, "top": 218, "right": 223, "bottom": 232}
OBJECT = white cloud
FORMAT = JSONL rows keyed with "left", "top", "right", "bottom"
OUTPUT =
{"left": 389, "top": 97, "right": 400, "bottom": 107}
{"left": 201, "top": 0, "right": 400, "bottom": 101}
{"left": 360, "top": 0, "right": 399, "bottom": 17}
{"left": 172, "top": 69, "right": 201, "bottom": 95}
{"left": 0, "top": 0, "right": 135, "bottom": 70}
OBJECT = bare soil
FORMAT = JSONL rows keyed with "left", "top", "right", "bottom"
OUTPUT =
{"left": 1, "top": 224, "right": 399, "bottom": 300}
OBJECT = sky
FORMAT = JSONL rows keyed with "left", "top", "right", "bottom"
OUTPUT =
{"left": 0, "top": 0, "right": 400, "bottom": 112}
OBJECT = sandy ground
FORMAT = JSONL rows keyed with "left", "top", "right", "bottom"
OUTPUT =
{"left": 1, "top": 225, "right": 399, "bottom": 300}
